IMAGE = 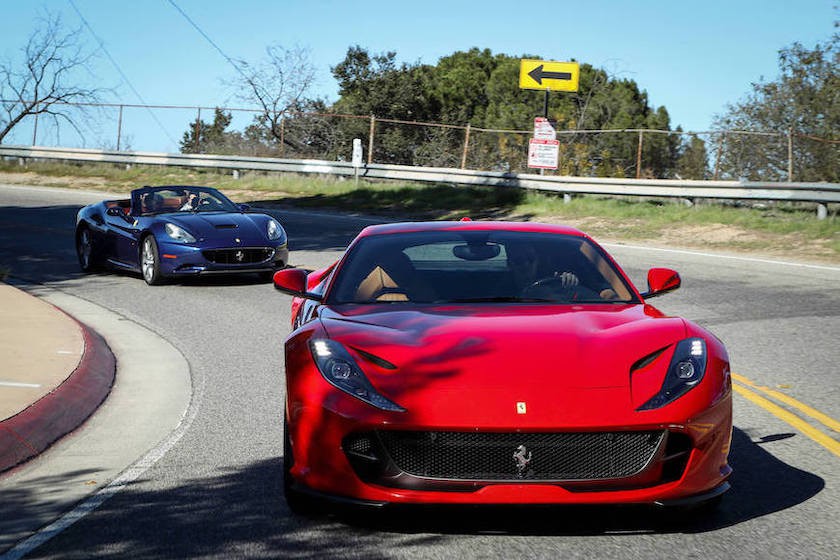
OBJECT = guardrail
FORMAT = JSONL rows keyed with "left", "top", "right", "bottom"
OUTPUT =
{"left": 2, "top": 145, "right": 837, "bottom": 217}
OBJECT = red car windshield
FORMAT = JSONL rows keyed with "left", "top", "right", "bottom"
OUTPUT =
{"left": 327, "top": 230, "right": 638, "bottom": 305}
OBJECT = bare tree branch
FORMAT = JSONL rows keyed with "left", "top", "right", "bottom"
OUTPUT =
{"left": 0, "top": 11, "right": 104, "bottom": 143}
{"left": 226, "top": 43, "right": 317, "bottom": 149}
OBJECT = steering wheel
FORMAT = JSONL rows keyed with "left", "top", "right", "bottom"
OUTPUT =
{"left": 521, "top": 276, "right": 577, "bottom": 299}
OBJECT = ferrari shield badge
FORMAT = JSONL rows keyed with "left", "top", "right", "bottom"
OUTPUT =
{"left": 516, "top": 401, "right": 527, "bottom": 414}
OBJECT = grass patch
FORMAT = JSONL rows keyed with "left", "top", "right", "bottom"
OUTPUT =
{"left": 1, "top": 160, "right": 837, "bottom": 262}
{"left": 519, "top": 192, "right": 839, "bottom": 241}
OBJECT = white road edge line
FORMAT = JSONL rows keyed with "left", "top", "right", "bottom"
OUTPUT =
{"left": 1, "top": 388, "right": 200, "bottom": 560}
{"left": 0, "top": 381, "right": 41, "bottom": 388}
{"left": 1, "top": 399, "right": 197, "bottom": 560}
{"left": 0, "top": 286, "right": 201, "bottom": 560}
{"left": 602, "top": 242, "right": 840, "bottom": 272}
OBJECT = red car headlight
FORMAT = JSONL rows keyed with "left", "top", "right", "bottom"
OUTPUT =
{"left": 309, "top": 339, "right": 405, "bottom": 412}
{"left": 638, "top": 338, "right": 707, "bottom": 410}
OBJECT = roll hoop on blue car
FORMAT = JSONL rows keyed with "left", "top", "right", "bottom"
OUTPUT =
{"left": 75, "top": 185, "right": 289, "bottom": 285}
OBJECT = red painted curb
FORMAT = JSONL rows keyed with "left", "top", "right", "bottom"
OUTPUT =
{"left": 0, "top": 320, "right": 116, "bottom": 474}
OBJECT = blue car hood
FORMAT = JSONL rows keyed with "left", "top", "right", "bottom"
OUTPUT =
{"left": 165, "top": 212, "right": 267, "bottom": 243}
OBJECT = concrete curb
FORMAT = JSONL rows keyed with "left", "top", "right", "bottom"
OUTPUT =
{"left": 0, "top": 313, "right": 116, "bottom": 473}
{"left": 0, "top": 285, "right": 192, "bottom": 552}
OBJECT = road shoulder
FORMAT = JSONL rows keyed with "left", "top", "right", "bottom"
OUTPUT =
{"left": 0, "top": 284, "right": 192, "bottom": 551}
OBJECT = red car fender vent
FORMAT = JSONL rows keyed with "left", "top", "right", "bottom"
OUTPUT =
{"left": 630, "top": 346, "right": 670, "bottom": 374}
{"left": 351, "top": 346, "right": 397, "bottom": 370}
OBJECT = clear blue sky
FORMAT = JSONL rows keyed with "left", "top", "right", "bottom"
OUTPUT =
{"left": 0, "top": 0, "right": 835, "bottom": 152}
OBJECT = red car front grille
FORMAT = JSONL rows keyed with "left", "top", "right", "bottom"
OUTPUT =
{"left": 382, "top": 430, "right": 663, "bottom": 480}
{"left": 343, "top": 430, "right": 687, "bottom": 487}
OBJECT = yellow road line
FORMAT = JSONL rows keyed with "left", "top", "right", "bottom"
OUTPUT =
{"left": 732, "top": 372, "right": 840, "bottom": 433}
{"left": 732, "top": 383, "right": 840, "bottom": 458}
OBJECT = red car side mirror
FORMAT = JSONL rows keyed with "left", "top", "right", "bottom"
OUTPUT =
{"left": 273, "top": 268, "right": 322, "bottom": 300}
{"left": 640, "top": 267, "right": 681, "bottom": 299}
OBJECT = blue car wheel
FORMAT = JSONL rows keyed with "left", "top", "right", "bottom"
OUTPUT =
{"left": 141, "top": 235, "right": 165, "bottom": 286}
{"left": 76, "top": 226, "right": 98, "bottom": 272}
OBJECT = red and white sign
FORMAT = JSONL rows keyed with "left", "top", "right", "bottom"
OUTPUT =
{"left": 533, "top": 117, "right": 557, "bottom": 140}
{"left": 528, "top": 138, "right": 559, "bottom": 169}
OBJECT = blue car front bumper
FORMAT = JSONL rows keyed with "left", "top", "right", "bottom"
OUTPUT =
{"left": 157, "top": 241, "right": 289, "bottom": 276}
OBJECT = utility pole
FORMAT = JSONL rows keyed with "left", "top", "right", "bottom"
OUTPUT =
{"left": 787, "top": 127, "right": 794, "bottom": 181}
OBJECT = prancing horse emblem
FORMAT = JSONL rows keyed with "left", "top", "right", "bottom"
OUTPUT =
{"left": 234, "top": 250, "right": 245, "bottom": 262}
{"left": 513, "top": 444, "right": 532, "bottom": 478}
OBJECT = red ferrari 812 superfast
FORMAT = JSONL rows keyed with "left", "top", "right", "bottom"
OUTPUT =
{"left": 274, "top": 221, "right": 732, "bottom": 514}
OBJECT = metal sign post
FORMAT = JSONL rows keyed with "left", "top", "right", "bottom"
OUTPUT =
{"left": 352, "top": 138, "right": 363, "bottom": 184}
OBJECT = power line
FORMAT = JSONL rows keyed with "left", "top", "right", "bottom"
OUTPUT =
{"left": 166, "top": 0, "right": 251, "bottom": 84}
{"left": 67, "top": 0, "right": 179, "bottom": 147}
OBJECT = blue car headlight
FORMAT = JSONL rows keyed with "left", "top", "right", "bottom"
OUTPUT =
{"left": 638, "top": 338, "right": 707, "bottom": 410}
{"left": 309, "top": 338, "right": 404, "bottom": 412}
{"left": 164, "top": 223, "right": 196, "bottom": 243}
{"left": 267, "top": 219, "right": 286, "bottom": 242}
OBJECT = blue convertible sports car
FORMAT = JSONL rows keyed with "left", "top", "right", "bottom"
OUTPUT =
{"left": 75, "top": 185, "right": 290, "bottom": 285}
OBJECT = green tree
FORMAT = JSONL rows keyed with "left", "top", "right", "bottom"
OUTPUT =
{"left": 331, "top": 46, "right": 437, "bottom": 164}
{"left": 713, "top": 27, "right": 838, "bottom": 181}
{"left": 677, "top": 135, "right": 710, "bottom": 180}
{"left": 180, "top": 108, "right": 239, "bottom": 154}
{"left": 482, "top": 61, "right": 679, "bottom": 176}
{"left": 200, "top": 43, "right": 685, "bottom": 176}
{"left": 431, "top": 48, "right": 502, "bottom": 123}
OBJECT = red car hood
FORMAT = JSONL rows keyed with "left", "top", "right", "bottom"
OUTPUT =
{"left": 319, "top": 304, "right": 687, "bottom": 424}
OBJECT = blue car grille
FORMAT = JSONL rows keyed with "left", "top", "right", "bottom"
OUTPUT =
{"left": 202, "top": 247, "right": 273, "bottom": 265}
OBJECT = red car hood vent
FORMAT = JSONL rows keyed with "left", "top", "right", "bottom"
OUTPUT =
{"left": 321, "top": 305, "right": 686, "bottom": 390}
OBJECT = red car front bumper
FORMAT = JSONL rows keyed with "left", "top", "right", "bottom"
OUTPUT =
{"left": 285, "top": 390, "right": 732, "bottom": 507}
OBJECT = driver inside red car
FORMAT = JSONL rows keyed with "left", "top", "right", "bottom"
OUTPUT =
{"left": 506, "top": 240, "right": 580, "bottom": 296}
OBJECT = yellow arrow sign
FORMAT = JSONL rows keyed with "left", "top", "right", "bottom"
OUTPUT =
{"left": 519, "top": 59, "right": 580, "bottom": 92}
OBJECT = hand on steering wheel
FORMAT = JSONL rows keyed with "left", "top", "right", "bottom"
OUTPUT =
{"left": 522, "top": 271, "right": 580, "bottom": 299}
{"left": 554, "top": 271, "right": 579, "bottom": 289}
{"left": 529, "top": 271, "right": 579, "bottom": 290}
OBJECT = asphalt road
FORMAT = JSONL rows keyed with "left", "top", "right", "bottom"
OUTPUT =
{"left": 1, "top": 183, "right": 838, "bottom": 559}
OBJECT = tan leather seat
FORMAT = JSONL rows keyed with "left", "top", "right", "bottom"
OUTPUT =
{"left": 355, "top": 267, "right": 409, "bottom": 301}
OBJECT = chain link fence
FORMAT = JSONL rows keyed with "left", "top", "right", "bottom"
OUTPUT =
{"left": 3, "top": 100, "right": 837, "bottom": 182}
